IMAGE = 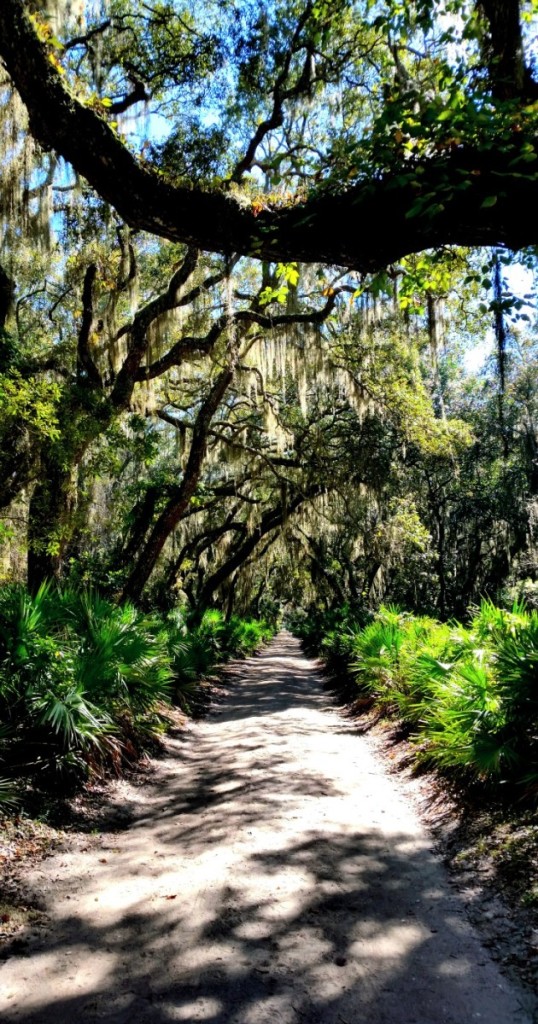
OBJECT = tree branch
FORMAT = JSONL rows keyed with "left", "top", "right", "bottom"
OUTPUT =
{"left": 229, "top": 2, "right": 314, "bottom": 183}
{"left": 197, "top": 482, "right": 325, "bottom": 610}
{"left": 63, "top": 20, "right": 113, "bottom": 51}
{"left": 120, "top": 359, "right": 237, "bottom": 602}
{"left": 235, "top": 289, "right": 339, "bottom": 328}
{"left": 134, "top": 324, "right": 224, "bottom": 381}
{"left": 2, "top": 0, "right": 538, "bottom": 271}
{"left": 77, "top": 263, "right": 103, "bottom": 388}
{"left": 108, "top": 76, "right": 149, "bottom": 114}
{"left": 110, "top": 247, "right": 199, "bottom": 409}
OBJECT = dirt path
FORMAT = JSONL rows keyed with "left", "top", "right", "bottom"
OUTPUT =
{"left": 0, "top": 632, "right": 535, "bottom": 1023}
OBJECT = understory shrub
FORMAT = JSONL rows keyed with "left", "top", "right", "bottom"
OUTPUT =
{"left": 168, "top": 609, "right": 274, "bottom": 709}
{"left": 291, "top": 604, "right": 370, "bottom": 664}
{"left": 0, "top": 582, "right": 172, "bottom": 791}
{"left": 0, "top": 585, "right": 273, "bottom": 802}
{"left": 301, "top": 600, "right": 538, "bottom": 798}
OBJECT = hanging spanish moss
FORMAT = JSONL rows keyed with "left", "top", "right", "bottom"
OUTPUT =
{"left": 41, "top": 0, "right": 90, "bottom": 33}
{"left": 0, "top": 81, "right": 32, "bottom": 252}
{"left": 493, "top": 251, "right": 509, "bottom": 457}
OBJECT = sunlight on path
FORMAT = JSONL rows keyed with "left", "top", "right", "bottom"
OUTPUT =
{"left": 0, "top": 632, "right": 534, "bottom": 1023}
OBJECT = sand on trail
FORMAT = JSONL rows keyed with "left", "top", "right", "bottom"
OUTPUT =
{"left": 0, "top": 632, "right": 535, "bottom": 1024}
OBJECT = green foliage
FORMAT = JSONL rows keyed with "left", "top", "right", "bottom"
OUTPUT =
{"left": 222, "top": 615, "right": 275, "bottom": 658}
{"left": 0, "top": 583, "right": 169, "bottom": 789}
{"left": 169, "top": 609, "right": 224, "bottom": 697}
{"left": 56, "top": 590, "right": 173, "bottom": 713}
{"left": 150, "top": 122, "right": 230, "bottom": 185}
{"left": 168, "top": 609, "right": 274, "bottom": 710}
{"left": 291, "top": 604, "right": 369, "bottom": 658}
{"left": 0, "top": 584, "right": 273, "bottom": 801}
{"left": 0, "top": 371, "right": 62, "bottom": 441}
{"left": 305, "top": 599, "right": 538, "bottom": 799}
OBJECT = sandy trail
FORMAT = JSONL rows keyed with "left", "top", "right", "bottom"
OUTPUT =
{"left": 0, "top": 631, "right": 534, "bottom": 1023}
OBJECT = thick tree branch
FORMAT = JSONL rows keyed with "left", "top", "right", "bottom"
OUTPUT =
{"left": 2, "top": 0, "right": 538, "bottom": 271}
{"left": 166, "top": 511, "right": 245, "bottom": 593}
{"left": 134, "top": 322, "right": 222, "bottom": 382}
{"left": 235, "top": 290, "right": 339, "bottom": 328}
{"left": 108, "top": 77, "right": 149, "bottom": 114}
{"left": 136, "top": 282, "right": 338, "bottom": 381}
{"left": 120, "top": 361, "right": 237, "bottom": 601}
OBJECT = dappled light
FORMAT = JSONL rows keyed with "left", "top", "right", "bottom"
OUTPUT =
{"left": 0, "top": 635, "right": 531, "bottom": 1023}
{"left": 1, "top": 0, "right": 538, "bottom": 1015}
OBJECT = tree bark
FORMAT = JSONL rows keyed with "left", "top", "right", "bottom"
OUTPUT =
{"left": 479, "top": 0, "right": 534, "bottom": 98}
{"left": 120, "top": 367, "right": 235, "bottom": 603}
{"left": 0, "top": 265, "right": 15, "bottom": 332}
{"left": 2, "top": 0, "right": 538, "bottom": 271}
{"left": 27, "top": 458, "right": 78, "bottom": 591}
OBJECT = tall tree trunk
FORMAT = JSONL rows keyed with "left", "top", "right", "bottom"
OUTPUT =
{"left": 479, "top": 0, "right": 529, "bottom": 98}
{"left": 0, "top": 264, "right": 14, "bottom": 333}
{"left": 493, "top": 253, "right": 510, "bottom": 459}
{"left": 27, "top": 459, "right": 78, "bottom": 591}
{"left": 436, "top": 513, "right": 447, "bottom": 620}
{"left": 224, "top": 576, "right": 237, "bottom": 622}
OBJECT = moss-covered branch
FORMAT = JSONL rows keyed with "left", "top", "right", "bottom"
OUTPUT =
{"left": 2, "top": 0, "right": 538, "bottom": 270}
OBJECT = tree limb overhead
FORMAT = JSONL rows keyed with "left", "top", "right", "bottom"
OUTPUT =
{"left": 1, "top": 0, "right": 538, "bottom": 271}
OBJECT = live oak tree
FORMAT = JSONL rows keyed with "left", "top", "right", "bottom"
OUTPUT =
{"left": 270, "top": 298, "right": 538, "bottom": 621}
{"left": 128, "top": 288, "right": 473, "bottom": 616}
{"left": 75, "top": 279, "right": 350, "bottom": 607}
{"left": 0, "top": 223, "right": 342, "bottom": 595}
{"left": 1, "top": 0, "right": 538, "bottom": 272}
{"left": 2, "top": 0, "right": 538, "bottom": 621}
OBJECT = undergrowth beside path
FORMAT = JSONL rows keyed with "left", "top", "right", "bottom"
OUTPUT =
{"left": 295, "top": 603, "right": 538, "bottom": 996}
{"left": 0, "top": 632, "right": 535, "bottom": 1023}
{"left": 0, "top": 583, "right": 274, "bottom": 808}
{"left": 294, "top": 601, "right": 538, "bottom": 797}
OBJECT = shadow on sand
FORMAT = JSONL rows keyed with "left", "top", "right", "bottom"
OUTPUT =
{"left": 0, "top": 634, "right": 532, "bottom": 1024}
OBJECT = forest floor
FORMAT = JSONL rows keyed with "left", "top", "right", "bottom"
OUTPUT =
{"left": 0, "top": 631, "right": 537, "bottom": 1024}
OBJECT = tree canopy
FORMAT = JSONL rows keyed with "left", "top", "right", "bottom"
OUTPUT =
{"left": 1, "top": 0, "right": 538, "bottom": 625}
{"left": 1, "top": 0, "right": 538, "bottom": 270}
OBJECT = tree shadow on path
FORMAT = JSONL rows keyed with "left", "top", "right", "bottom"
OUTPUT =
{"left": 0, "top": 633, "right": 534, "bottom": 1024}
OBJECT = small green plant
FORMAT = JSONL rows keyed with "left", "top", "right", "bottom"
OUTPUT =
{"left": 0, "top": 584, "right": 171, "bottom": 788}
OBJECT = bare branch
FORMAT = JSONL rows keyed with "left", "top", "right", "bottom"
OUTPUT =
{"left": 229, "top": 3, "right": 314, "bottom": 183}
{"left": 63, "top": 20, "right": 112, "bottom": 51}
{"left": 110, "top": 247, "right": 199, "bottom": 408}
{"left": 108, "top": 76, "right": 149, "bottom": 114}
